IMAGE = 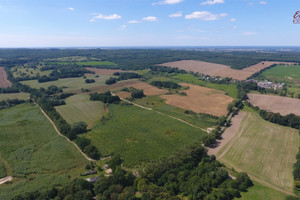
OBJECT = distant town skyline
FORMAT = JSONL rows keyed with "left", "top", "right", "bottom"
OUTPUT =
{"left": 0, "top": 0, "right": 299, "bottom": 47}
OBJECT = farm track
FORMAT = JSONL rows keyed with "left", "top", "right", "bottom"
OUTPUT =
{"left": 113, "top": 93, "right": 208, "bottom": 133}
{"left": 33, "top": 101, "right": 95, "bottom": 162}
{"left": 0, "top": 176, "right": 12, "bottom": 185}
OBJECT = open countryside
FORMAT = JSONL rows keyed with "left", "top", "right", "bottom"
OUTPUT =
{"left": 0, "top": 67, "right": 11, "bottom": 88}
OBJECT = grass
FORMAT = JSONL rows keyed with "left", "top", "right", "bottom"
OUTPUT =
{"left": 0, "top": 103, "right": 88, "bottom": 199}
{"left": 11, "top": 65, "right": 51, "bottom": 78}
{"left": 50, "top": 61, "right": 116, "bottom": 66}
{"left": 0, "top": 159, "right": 6, "bottom": 179}
{"left": 55, "top": 94, "right": 105, "bottom": 128}
{"left": 172, "top": 73, "right": 238, "bottom": 98}
{"left": 21, "top": 74, "right": 112, "bottom": 93}
{"left": 86, "top": 103, "right": 206, "bottom": 167}
{"left": 218, "top": 108, "right": 299, "bottom": 193}
{"left": 132, "top": 95, "right": 217, "bottom": 129}
{"left": 0, "top": 93, "right": 29, "bottom": 101}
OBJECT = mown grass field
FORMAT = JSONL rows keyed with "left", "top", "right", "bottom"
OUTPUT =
{"left": 0, "top": 104, "right": 88, "bottom": 199}
{"left": 132, "top": 95, "right": 217, "bottom": 129}
{"left": 55, "top": 94, "right": 105, "bottom": 128}
{"left": 257, "top": 64, "right": 300, "bottom": 97}
{"left": 171, "top": 73, "right": 238, "bottom": 98}
{"left": 86, "top": 103, "right": 206, "bottom": 167}
{"left": 218, "top": 108, "right": 299, "bottom": 193}
{"left": 0, "top": 92, "right": 29, "bottom": 101}
{"left": 21, "top": 74, "right": 112, "bottom": 93}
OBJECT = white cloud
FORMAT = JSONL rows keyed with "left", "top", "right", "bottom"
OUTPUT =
{"left": 259, "top": 1, "right": 267, "bottom": 5}
{"left": 152, "top": 0, "right": 183, "bottom": 6}
{"left": 90, "top": 14, "right": 122, "bottom": 22}
{"left": 201, "top": 0, "right": 224, "bottom": 5}
{"left": 142, "top": 16, "right": 158, "bottom": 22}
{"left": 169, "top": 11, "right": 182, "bottom": 18}
{"left": 127, "top": 20, "right": 141, "bottom": 24}
{"left": 243, "top": 31, "right": 257, "bottom": 36}
{"left": 118, "top": 25, "right": 127, "bottom": 30}
{"left": 185, "top": 11, "right": 227, "bottom": 21}
{"left": 68, "top": 7, "right": 75, "bottom": 11}
{"left": 230, "top": 18, "right": 236, "bottom": 22}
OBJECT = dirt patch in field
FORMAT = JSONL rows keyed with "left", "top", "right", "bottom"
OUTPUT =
{"left": 248, "top": 93, "right": 300, "bottom": 116}
{"left": 85, "top": 67, "right": 131, "bottom": 75}
{"left": 117, "top": 91, "right": 131, "bottom": 98}
{"left": 207, "top": 112, "right": 247, "bottom": 156}
{"left": 160, "top": 83, "right": 234, "bottom": 117}
{"left": 161, "top": 60, "right": 295, "bottom": 80}
{"left": 0, "top": 67, "right": 11, "bottom": 88}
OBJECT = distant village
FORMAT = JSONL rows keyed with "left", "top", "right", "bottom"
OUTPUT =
{"left": 246, "top": 79, "right": 285, "bottom": 90}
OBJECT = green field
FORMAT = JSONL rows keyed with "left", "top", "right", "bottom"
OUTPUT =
{"left": 0, "top": 104, "right": 88, "bottom": 199}
{"left": 0, "top": 159, "right": 6, "bottom": 179}
{"left": 50, "top": 61, "right": 116, "bottom": 66}
{"left": 21, "top": 74, "right": 112, "bottom": 93}
{"left": 86, "top": 103, "right": 206, "bottom": 167}
{"left": 0, "top": 93, "right": 29, "bottom": 101}
{"left": 218, "top": 108, "right": 299, "bottom": 193}
{"left": 11, "top": 65, "right": 51, "bottom": 78}
{"left": 132, "top": 95, "right": 217, "bottom": 129}
{"left": 172, "top": 73, "right": 238, "bottom": 98}
{"left": 257, "top": 64, "right": 300, "bottom": 97}
{"left": 55, "top": 94, "right": 105, "bottom": 128}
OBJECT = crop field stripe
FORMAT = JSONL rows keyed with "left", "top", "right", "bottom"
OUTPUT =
{"left": 217, "top": 110, "right": 298, "bottom": 195}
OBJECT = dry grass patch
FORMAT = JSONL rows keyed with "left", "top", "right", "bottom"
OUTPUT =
{"left": 248, "top": 93, "right": 300, "bottom": 116}
{"left": 0, "top": 67, "right": 11, "bottom": 88}
{"left": 161, "top": 60, "right": 295, "bottom": 80}
{"left": 160, "top": 83, "right": 233, "bottom": 117}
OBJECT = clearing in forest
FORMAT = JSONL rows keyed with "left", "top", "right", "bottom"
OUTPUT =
{"left": 55, "top": 94, "right": 105, "bottom": 129}
{"left": 161, "top": 60, "right": 294, "bottom": 80}
{"left": 248, "top": 93, "right": 300, "bottom": 116}
{"left": 160, "top": 83, "right": 233, "bottom": 117}
{"left": 217, "top": 109, "right": 298, "bottom": 193}
{"left": 0, "top": 67, "right": 11, "bottom": 88}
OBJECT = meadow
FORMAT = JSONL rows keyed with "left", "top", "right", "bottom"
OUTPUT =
{"left": 0, "top": 103, "right": 88, "bottom": 199}
{"left": 49, "top": 61, "right": 116, "bottom": 66}
{"left": 217, "top": 108, "right": 299, "bottom": 193}
{"left": 85, "top": 103, "right": 206, "bottom": 167}
{"left": 11, "top": 65, "right": 51, "bottom": 78}
{"left": 55, "top": 94, "right": 105, "bottom": 129}
{"left": 22, "top": 74, "right": 112, "bottom": 93}
{"left": 0, "top": 160, "right": 6, "bottom": 178}
{"left": 0, "top": 92, "right": 29, "bottom": 101}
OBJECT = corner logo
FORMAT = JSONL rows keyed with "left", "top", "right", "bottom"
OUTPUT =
{"left": 293, "top": 11, "right": 300, "bottom": 24}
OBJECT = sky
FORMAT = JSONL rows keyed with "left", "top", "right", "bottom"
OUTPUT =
{"left": 0, "top": 0, "right": 299, "bottom": 47}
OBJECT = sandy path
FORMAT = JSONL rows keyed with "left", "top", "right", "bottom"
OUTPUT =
{"left": 34, "top": 101, "right": 95, "bottom": 162}
{"left": 0, "top": 176, "right": 12, "bottom": 185}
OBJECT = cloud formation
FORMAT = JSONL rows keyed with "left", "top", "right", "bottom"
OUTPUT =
{"left": 169, "top": 11, "right": 183, "bottom": 18}
{"left": 127, "top": 20, "right": 141, "bottom": 24}
{"left": 230, "top": 18, "right": 236, "bottom": 22}
{"left": 142, "top": 16, "right": 158, "bottom": 21}
{"left": 185, "top": 11, "right": 227, "bottom": 21}
{"left": 90, "top": 14, "right": 122, "bottom": 22}
{"left": 259, "top": 1, "right": 267, "bottom": 5}
{"left": 201, "top": 0, "right": 224, "bottom": 5}
{"left": 152, "top": 0, "right": 183, "bottom": 6}
{"left": 68, "top": 7, "right": 75, "bottom": 11}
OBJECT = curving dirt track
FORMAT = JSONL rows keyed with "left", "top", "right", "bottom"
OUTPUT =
{"left": 0, "top": 67, "right": 11, "bottom": 88}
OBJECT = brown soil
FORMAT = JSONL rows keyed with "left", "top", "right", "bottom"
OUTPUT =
{"left": 160, "top": 83, "right": 234, "bottom": 117}
{"left": 117, "top": 91, "right": 131, "bottom": 98}
{"left": 248, "top": 93, "right": 300, "bottom": 116}
{"left": 0, "top": 67, "right": 11, "bottom": 88}
{"left": 207, "top": 111, "right": 247, "bottom": 156}
{"left": 85, "top": 67, "right": 131, "bottom": 75}
{"left": 161, "top": 60, "right": 295, "bottom": 80}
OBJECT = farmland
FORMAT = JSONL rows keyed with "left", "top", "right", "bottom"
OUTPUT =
{"left": 0, "top": 92, "right": 29, "bottom": 101}
{"left": 55, "top": 94, "right": 105, "bottom": 128}
{"left": 217, "top": 109, "right": 299, "bottom": 193}
{"left": 0, "top": 103, "right": 88, "bottom": 199}
{"left": 160, "top": 83, "right": 234, "bottom": 117}
{"left": 248, "top": 93, "right": 300, "bottom": 116}
{"left": 11, "top": 65, "right": 51, "bottom": 79}
{"left": 85, "top": 103, "right": 206, "bottom": 167}
{"left": 0, "top": 67, "right": 11, "bottom": 88}
{"left": 49, "top": 61, "right": 116, "bottom": 66}
{"left": 114, "top": 81, "right": 167, "bottom": 96}
{"left": 161, "top": 60, "right": 293, "bottom": 80}
{"left": 85, "top": 67, "right": 129, "bottom": 75}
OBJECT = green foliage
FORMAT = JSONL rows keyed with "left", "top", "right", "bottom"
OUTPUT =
{"left": 105, "top": 77, "right": 117, "bottom": 85}
{"left": 150, "top": 80, "right": 181, "bottom": 89}
{"left": 85, "top": 79, "right": 95, "bottom": 84}
{"left": 108, "top": 154, "right": 123, "bottom": 171}
{"left": 71, "top": 121, "right": 88, "bottom": 135}
{"left": 131, "top": 89, "right": 145, "bottom": 99}
{"left": 90, "top": 91, "right": 120, "bottom": 104}
{"left": 0, "top": 159, "right": 6, "bottom": 179}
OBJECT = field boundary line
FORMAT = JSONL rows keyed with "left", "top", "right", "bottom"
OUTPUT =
{"left": 33, "top": 101, "right": 95, "bottom": 162}
{"left": 113, "top": 93, "right": 208, "bottom": 133}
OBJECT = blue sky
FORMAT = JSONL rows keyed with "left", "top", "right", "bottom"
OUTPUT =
{"left": 0, "top": 0, "right": 299, "bottom": 47}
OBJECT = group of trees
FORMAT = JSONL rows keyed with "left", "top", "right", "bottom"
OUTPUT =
{"left": 75, "top": 137, "right": 101, "bottom": 160}
{"left": 90, "top": 91, "right": 120, "bottom": 104}
{"left": 293, "top": 149, "right": 300, "bottom": 190}
{"left": 106, "top": 72, "right": 140, "bottom": 85}
{"left": 150, "top": 81, "right": 181, "bottom": 89}
{"left": 85, "top": 79, "right": 95, "bottom": 84}
{"left": 0, "top": 99, "right": 26, "bottom": 110}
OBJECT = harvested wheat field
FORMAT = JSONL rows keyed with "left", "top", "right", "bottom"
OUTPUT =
{"left": 248, "top": 93, "right": 300, "bottom": 116}
{"left": 161, "top": 60, "right": 294, "bottom": 80}
{"left": 116, "top": 91, "right": 131, "bottom": 98}
{"left": 0, "top": 67, "right": 11, "bottom": 88}
{"left": 85, "top": 67, "right": 130, "bottom": 75}
{"left": 160, "top": 83, "right": 234, "bottom": 117}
